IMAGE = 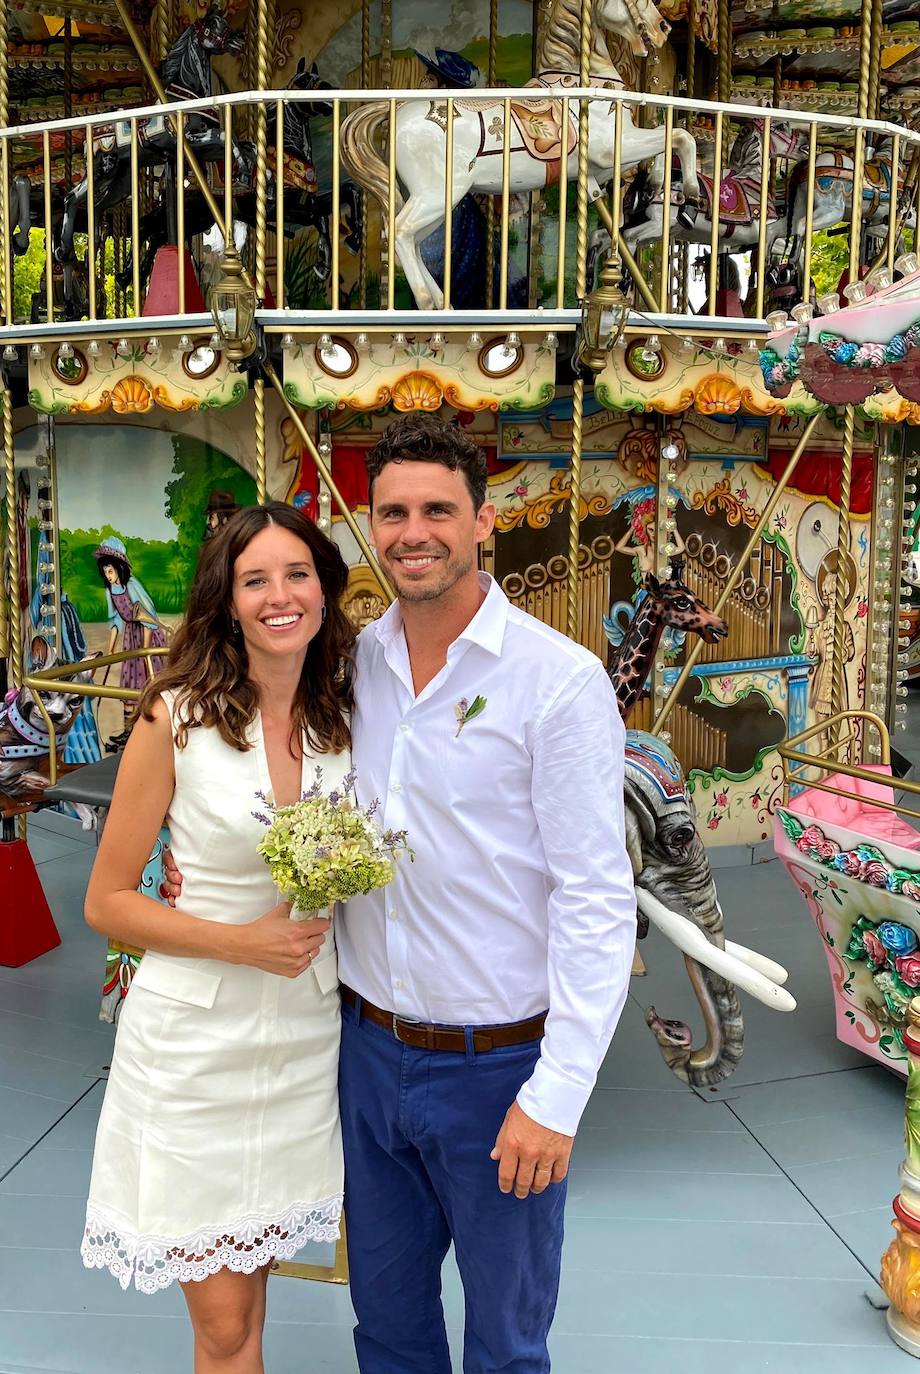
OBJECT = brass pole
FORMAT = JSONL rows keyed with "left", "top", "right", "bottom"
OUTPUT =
{"left": 652, "top": 413, "right": 821, "bottom": 735}
{"left": 659, "top": 106, "right": 673, "bottom": 312}
{"left": 593, "top": 196, "right": 659, "bottom": 312}
{"left": 443, "top": 98, "right": 455, "bottom": 310}
{"left": 801, "top": 122, "right": 818, "bottom": 303}
{"left": 43, "top": 132, "right": 53, "bottom": 323}
{"left": 386, "top": 100, "right": 396, "bottom": 310}
{"left": 566, "top": 0, "right": 593, "bottom": 640}
{"left": 556, "top": 97, "right": 570, "bottom": 308}
{"left": 686, "top": 0, "right": 698, "bottom": 100}
{"left": 717, "top": 0, "right": 731, "bottom": 103}
{"left": 486, "top": 0, "right": 499, "bottom": 305}
{"left": 331, "top": 101, "right": 341, "bottom": 309}
{"left": 263, "top": 362, "right": 394, "bottom": 604}
{"left": 252, "top": 0, "right": 271, "bottom": 504}
{"left": 499, "top": 98, "right": 512, "bottom": 309}
{"left": 275, "top": 99, "right": 284, "bottom": 306}
{"left": 254, "top": 375, "right": 267, "bottom": 506}
{"left": 130, "top": 120, "right": 141, "bottom": 313}
{"left": 708, "top": 111, "right": 724, "bottom": 315}
{"left": 754, "top": 116, "right": 771, "bottom": 319}
{"left": 4, "top": 390, "right": 19, "bottom": 688}
{"left": 176, "top": 111, "right": 185, "bottom": 314}
{"left": 85, "top": 123, "right": 97, "bottom": 319}
{"left": 0, "top": 0, "right": 10, "bottom": 329}
{"left": 358, "top": 0, "right": 370, "bottom": 309}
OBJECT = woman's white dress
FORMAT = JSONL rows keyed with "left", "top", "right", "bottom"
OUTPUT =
{"left": 81, "top": 695, "right": 347, "bottom": 1293}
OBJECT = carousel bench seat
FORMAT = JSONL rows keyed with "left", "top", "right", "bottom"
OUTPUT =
{"left": 41, "top": 753, "right": 121, "bottom": 810}
{"left": 790, "top": 764, "right": 920, "bottom": 850}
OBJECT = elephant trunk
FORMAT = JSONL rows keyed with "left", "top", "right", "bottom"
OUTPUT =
{"left": 626, "top": 768, "right": 745, "bottom": 1089}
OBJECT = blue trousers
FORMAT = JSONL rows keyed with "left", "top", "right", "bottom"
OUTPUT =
{"left": 339, "top": 997, "right": 566, "bottom": 1374}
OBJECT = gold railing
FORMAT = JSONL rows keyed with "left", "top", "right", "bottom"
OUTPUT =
{"left": 778, "top": 710, "right": 920, "bottom": 825}
{"left": 0, "top": 86, "right": 916, "bottom": 332}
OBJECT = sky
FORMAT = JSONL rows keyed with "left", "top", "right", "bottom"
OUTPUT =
{"left": 18, "top": 423, "right": 179, "bottom": 543}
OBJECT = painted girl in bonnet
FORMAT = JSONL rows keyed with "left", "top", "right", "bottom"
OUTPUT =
{"left": 92, "top": 535, "right": 167, "bottom": 748}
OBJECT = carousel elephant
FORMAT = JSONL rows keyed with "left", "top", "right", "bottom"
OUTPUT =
{"left": 623, "top": 729, "right": 794, "bottom": 1088}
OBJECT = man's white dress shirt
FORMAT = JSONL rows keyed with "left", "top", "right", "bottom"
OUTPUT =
{"left": 337, "top": 573, "right": 637, "bottom": 1136}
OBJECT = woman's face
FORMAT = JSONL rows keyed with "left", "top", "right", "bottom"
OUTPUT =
{"left": 231, "top": 523, "right": 325, "bottom": 662}
{"left": 101, "top": 561, "right": 119, "bottom": 586}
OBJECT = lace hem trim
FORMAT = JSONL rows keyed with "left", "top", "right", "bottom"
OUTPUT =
{"left": 81, "top": 1194, "right": 343, "bottom": 1294}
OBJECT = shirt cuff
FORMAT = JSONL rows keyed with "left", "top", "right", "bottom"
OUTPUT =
{"left": 516, "top": 1060, "right": 594, "bottom": 1137}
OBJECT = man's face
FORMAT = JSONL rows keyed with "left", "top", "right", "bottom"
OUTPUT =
{"left": 369, "top": 460, "right": 495, "bottom": 604}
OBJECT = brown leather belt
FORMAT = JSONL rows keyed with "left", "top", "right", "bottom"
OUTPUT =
{"left": 340, "top": 984, "right": 546, "bottom": 1053}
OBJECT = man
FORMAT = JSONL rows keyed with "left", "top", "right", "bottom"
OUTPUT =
{"left": 165, "top": 412, "right": 635, "bottom": 1372}
{"left": 338, "top": 414, "right": 635, "bottom": 1373}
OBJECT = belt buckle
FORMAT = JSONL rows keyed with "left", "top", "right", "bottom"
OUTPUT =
{"left": 392, "top": 1013, "right": 403, "bottom": 1044}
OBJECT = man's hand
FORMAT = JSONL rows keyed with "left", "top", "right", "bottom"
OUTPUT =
{"left": 159, "top": 847, "right": 182, "bottom": 907}
{"left": 490, "top": 1101, "right": 574, "bottom": 1199}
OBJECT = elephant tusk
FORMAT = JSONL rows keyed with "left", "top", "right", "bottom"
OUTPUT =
{"left": 723, "top": 941, "right": 789, "bottom": 987}
{"left": 635, "top": 888, "right": 797, "bottom": 1013}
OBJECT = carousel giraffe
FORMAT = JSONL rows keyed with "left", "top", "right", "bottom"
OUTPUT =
{"left": 609, "top": 559, "right": 728, "bottom": 724}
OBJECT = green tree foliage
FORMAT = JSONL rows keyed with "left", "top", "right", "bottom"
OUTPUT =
{"left": 809, "top": 229, "right": 850, "bottom": 297}
{"left": 13, "top": 230, "right": 118, "bottom": 323}
{"left": 164, "top": 432, "right": 258, "bottom": 597}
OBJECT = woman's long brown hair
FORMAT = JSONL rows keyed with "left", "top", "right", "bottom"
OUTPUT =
{"left": 139, "top": 502, "right": 354, "bottom": 754}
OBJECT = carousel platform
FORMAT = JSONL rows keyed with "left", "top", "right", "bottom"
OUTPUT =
{"left": 2, "top": 742, "right": 920, "bottom": 1374}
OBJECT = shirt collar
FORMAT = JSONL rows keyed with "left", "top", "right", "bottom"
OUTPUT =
{"left": 373, "top": 573, "right": 508, "bottom": 658}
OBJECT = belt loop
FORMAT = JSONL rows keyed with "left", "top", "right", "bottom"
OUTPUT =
{"left": 464, "top": 1026, "right": 477, "bottom": 1065}
{"left": 354, "top": 992, "right": 364, "bottom": 1024}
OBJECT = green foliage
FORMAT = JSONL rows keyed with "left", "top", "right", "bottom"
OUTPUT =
{"left": 13, "top": 230, "right": 119, "bottom": 323}
{"left": 809, "top": 229, "right": 849, "bottom": 297}
{"left": 164, "top": 431, "right": 258, "bottom": 600}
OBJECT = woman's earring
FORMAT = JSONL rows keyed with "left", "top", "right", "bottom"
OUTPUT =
{"left": 231, "top": 615, "right": 241, "bottom": 639}
{"left": 321, "top": 604, "right": 327, "bottom": 623}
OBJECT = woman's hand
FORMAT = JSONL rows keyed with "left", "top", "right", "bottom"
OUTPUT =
{"left": 234, "top": 904, "right": 330, "bottom": 979}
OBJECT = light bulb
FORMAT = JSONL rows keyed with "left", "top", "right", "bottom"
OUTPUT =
{"left": 146, "top": 337, "right": 161, "bottom": 356}
{"left": 506, "top": 331, "right": 521, "bottom": 348}
{"left": 545, "top": 332, "right": 558, "bottom": 350}
{"left": 116, "top": 338, "right": 131, "bottom": 357}
{"left": 208, "top": 333, "right": 221, "bottom": 351}
{"left": 280, "top": 333, "right": 294, "bottom": 350}
{"left": 88, "top": 340, "right": 101, "bottom": 357}
{"left": 1, "top": 344, "right": 15, "bottom": 362}
{"left": 178, "top": 334, "right": 193, "bottom": 351}
{"left": 30, "top": 343, "right": 45, "bottom": 360}
{"left": 355, "top": 333, "right": 369, "bottom": 352}
{"left": 467, "top": 332, "right": 482, "bottom": 350}
{"left": 393, "top": 332, "right": 407, "bottom": 347}
{"left": 431, "top": 333, "right": 446, "bottom": 351}
{"left": 662, "top": 442, "right": 680, "bottom": 461}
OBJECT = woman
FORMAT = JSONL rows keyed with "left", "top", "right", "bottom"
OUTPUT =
{"left": 92, "top": 535, "right": 168, "bottom": 752}
{"left": 82, "top": 503, "right": 354, "bottom": 1373}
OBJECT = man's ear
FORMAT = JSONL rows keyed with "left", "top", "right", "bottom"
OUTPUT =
{"left": 475, "top": 500, "right": 497, "bottom": 541}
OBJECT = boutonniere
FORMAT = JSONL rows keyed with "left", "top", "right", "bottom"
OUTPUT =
{"left": 454, "top": 695, "right": 487, "bottom": 738}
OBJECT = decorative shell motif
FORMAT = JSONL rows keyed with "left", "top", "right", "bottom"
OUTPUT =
{"left": 694, "top": 373, "right": 743, "bottom": 415}
{"left": 390, "top": 371, "right": 444, "bottom": 412}
{"left": 111, "top": 375, "right": 154, "bottom": 415}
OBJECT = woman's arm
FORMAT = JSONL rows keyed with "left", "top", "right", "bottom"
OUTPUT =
{"left": 84, "top": 700, "right": 328, "bottom": 977}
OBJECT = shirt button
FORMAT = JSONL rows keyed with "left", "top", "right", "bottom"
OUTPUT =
{"left": 391, "top": 782, "right": 403, "bottom": 793}
{"left": 399, "top": 723, "right": 410, "bottom": 733}
{"left": 394, "top": 978, "right": 403, "bottom": 991}
{"left": 388, "top": 908, "right": 399, "bottom": 921}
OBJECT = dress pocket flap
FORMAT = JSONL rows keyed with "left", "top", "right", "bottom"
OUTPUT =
{"left": 311, "top": 949, "right": 339, "bottom": 996}
{"left": 131, "top": 954, "right": 222, "bottom": 1009}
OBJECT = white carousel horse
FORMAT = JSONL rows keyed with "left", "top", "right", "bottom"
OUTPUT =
{"left": 785, "top": 137, "right": 918, "bottom": 264}
{"left": 340, "top": 0, "right": 700, "bottom": 310}
{"left": 622, "top": 118, "right": 809, "bottom": 259}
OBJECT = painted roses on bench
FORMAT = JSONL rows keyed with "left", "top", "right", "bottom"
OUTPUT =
{"left": 253, "top": 767, "right": 413, "bottom": 914}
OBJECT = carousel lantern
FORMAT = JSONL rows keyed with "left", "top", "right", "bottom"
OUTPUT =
{"left": 505, "top": 331, "right": 521, "bottom": 349}
{"left": 393, "top": 332, "right": 407, "bottom": 347}
{"left": 29, "top": 343, "right": 45, "bottom": 360}
{"left": 146, "top": 337, "right": 161, "bottom": 356}
{"left": 843, "top": 281, "right": 868, "bottom": 305}
{"left": 208, "top": 246, "right": 257, "bottom": 363}
{"left": 87, "top": 340, "right": 101, "bottom": 358}
{"left": 57, "top": 341, "right": 74, "bottom": 359}
{"left": 745, "top": 338, "right": 760, "bottom": 354}
{"left": 867, "top": 266, "right": 893, "bottom": 293}
{"left": 280, "top": 334, "right": 295, "bottom": 351}
{"left": 467, "top": 332, "right": 483, "bottom": 350}
{"left": 318, "top": 333, "right": 333, "bottom": 353}
{"left": 355, "top": 333, "right": 370, "bottom": 353}
{"left": 790, "top": 302, "right": 813, "bottom": 325}
{"left": 208, "top": 333, "right": 222, "bottom": 352}
{"left": 2, "top": 345, "right": 16, "bottom": 362}
{"left": 545, "top": 332, "right": 558, "bottom": 351}
{"left": 678, "top": 337, "right": 695, "bottom": 358}
{"left": 177, "top": 334, "right": 193, "bottom": 352}
{"left": 116, "top": 338, "right": 132, "bottom": 357}
{"left": 577, "top": 251, "right": 630, "bottom": 372}
{"left": 896, "top": 252, "right": 920, "bottom": 277}
{"left": 710, "top": 337, "right": 729, "bottom": 356}
{"left": 431, "top": 333, "right": 447, "bottom": 352}
{"left": 765, "top": 310, "right": 789, "bottom": 331}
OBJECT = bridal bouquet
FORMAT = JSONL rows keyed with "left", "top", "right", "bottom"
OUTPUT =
{"left": 253, "top": 766, "right": 412, "bottom": 915}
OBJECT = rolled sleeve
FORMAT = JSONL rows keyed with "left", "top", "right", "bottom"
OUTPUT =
{"left": 516, "top": 662, "right": 636, "bottom": 1136}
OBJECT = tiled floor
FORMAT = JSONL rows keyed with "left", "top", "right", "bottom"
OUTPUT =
{"left": 3, "top": 754, "right": 920, "bottom": 1372}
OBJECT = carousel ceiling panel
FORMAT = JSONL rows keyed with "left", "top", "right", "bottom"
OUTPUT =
{"left": 27, "top": 339, "right": 247, "bottom": 416}
{"left": 594, "top": 335, "right": 820, "bottom": 418}
{"left": 281, "top": 334, "right": 557, "bottom": 414}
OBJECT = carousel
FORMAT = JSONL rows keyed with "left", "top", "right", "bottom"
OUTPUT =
{"left": 0, "top": 0, "right": 919, "bottom": 1347}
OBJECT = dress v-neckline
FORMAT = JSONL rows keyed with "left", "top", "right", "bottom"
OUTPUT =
{"left": 253, "top": 710, "right": 310, "bottom": 808}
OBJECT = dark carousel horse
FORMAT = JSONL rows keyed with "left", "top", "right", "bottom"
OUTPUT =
{"left": 117, "top": 60, "right": 362, "bottom": 298}
{"left": 54, "top": 6, "right": 245, "bottom": 300}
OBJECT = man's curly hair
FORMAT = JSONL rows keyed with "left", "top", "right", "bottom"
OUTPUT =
{"left": 365, "top": 413, "right": 487, "bottom": 511}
